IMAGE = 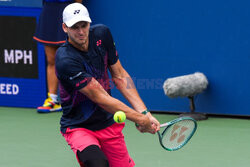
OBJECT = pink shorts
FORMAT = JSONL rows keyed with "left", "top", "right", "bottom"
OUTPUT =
{"left": 62, "top": 123, "right": 135, "bottom": 167}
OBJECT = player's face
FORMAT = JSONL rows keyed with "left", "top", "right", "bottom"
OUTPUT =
{"left": 64, "top": 21, "right": 90, "bottom": 49}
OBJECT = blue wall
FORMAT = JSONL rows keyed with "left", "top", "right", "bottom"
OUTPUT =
{"left": 0, "top": 0, "right": 42, "bottom": 8}
{"left": 86, "top": 0, "right": 250, "bottom": 116}
{"left": 1, "top": 0, "right": 249, "bottom": 115}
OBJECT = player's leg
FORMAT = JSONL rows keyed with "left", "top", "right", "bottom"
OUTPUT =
{"left": 37, "top": 44, "right": 62, "bottom": 113}
{"left": 62, "top": 128, "right": 109, "bottom": 167}
{"left": 77, "top": 145, "right": 109, "bottom": 167}
{"left": 97, "top": 123, "right": 135, "bottom": 167}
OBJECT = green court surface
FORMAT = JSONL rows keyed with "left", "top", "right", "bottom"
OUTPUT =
{"left": 0, "top": 107, "right": 250, "bottom": 167}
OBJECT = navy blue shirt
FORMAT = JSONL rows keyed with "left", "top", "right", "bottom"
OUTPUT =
{"left": 56, "top": 24, "right": 119, "bottom": 133}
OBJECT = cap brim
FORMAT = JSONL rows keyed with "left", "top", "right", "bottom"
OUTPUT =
{"left": 65, "top": 16, "right": 92, "bottom": 27}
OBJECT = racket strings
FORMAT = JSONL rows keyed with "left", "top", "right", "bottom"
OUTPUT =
{"left": 161, "top": 120, "right": 195, "bottom": 150}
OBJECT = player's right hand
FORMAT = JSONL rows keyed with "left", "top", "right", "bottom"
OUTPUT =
{"left": 146, "top": 112, "right": 160, "bottom": 132}
{"left": 135, "top": 115, "right": 157, "bottom": 134}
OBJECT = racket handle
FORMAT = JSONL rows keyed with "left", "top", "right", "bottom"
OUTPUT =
{"left": 160, "top": 122, "right": 169, "bottom": 128}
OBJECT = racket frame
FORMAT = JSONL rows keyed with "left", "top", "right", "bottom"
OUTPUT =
{"left": 157, "top": 117, "right": 197, "bottom": 151}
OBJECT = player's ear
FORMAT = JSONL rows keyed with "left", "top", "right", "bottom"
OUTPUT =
{"left": 62, "top": 23, "right": 68, "bottom": 33}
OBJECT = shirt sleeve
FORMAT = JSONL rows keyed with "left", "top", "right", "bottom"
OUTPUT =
{"left": 103, "top": 26, "right": 119, "bottom": 65}
{"left": 56, "top": 56, "right": 93, "bottom": 91}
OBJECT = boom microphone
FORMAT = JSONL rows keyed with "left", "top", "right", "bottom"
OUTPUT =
{"left": 163, "top": 72, "right": 208, "bottom": 98}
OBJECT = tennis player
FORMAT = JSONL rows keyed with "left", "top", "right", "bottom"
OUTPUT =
{"left": 56, "top": 3, "right": 160, "bottom": 167}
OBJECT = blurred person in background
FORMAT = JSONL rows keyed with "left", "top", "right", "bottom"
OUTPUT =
{"left": 33, "top": 0, "right": 83, "bottom": 113}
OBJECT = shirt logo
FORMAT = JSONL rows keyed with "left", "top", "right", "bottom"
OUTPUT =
{"left": 74, "top": 10, "right": 80, "bottom": 14}
{"left": 96, "top": 40, "right": 102, "bottom": 46}
{"left": 76, "top": 78, "right": 88, "bottom": 87}
{"left": 69, "top": 72, "right": 82, "bottom": 80}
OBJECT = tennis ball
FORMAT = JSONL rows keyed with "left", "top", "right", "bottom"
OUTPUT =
{"left": 113, "top": 111, "right": 126, "bottom": 123}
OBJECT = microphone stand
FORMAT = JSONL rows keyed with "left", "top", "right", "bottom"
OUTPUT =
{"left": 179, "top": 96, "right": 208, "bottom": 120}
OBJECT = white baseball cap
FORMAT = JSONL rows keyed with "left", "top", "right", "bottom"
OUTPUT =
{"left": 63, "top": 3, "right": 92, "bottom": 27}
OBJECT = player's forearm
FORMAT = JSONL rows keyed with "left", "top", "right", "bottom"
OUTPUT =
{"left": 97, "top": 95, "right": 145, "bottom": 124}
{"left": 92, "top": 92, "right": 147, "bottom": 124}
{"left": 79, "top": 78, "right": 145, "bottom": 124}
{"left": 113, "top": 71, "right": 147, "bottom": 113}
{"left": 97, "top": 94, "right": 155, "bottom": 133}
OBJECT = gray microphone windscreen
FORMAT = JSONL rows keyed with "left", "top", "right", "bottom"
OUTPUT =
{"left": 163, "top": 72, "right": 208, "bottom": 98}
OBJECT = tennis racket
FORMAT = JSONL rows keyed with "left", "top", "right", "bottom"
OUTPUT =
{"left": 157, "top": 117, "right": 197, "bottom": 151}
